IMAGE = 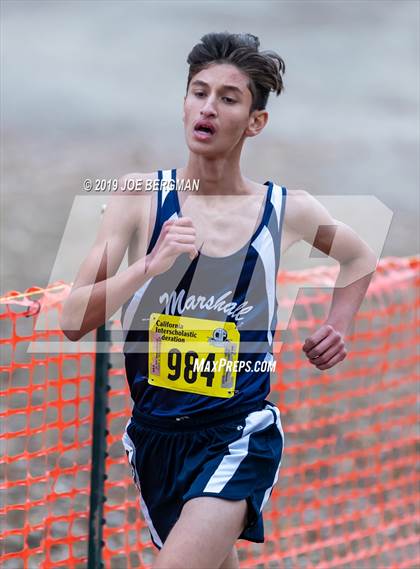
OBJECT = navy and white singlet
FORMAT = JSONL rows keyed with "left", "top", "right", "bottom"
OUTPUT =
{"left": 121, "top": 168, "right": 287, "bottom": 418}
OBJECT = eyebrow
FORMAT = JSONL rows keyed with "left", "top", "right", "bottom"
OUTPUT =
{"left": 190, "top": 79, "right": 244, "bottom": 95}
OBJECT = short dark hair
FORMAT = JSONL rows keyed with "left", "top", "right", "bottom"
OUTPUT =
{"left": 186, "top": 32, "right": 286, "bottom": 112}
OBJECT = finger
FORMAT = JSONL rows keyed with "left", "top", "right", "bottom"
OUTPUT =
{"left": 169, "top": 242, "right": 198, "bottom": 257}
{"left": 315, "top": 349, "right": 347, "bottom": 370}
{"left": 167, "top": 234, "right": 197, "bottom": 245}
{"left": 306, "top": 333, "right": 343, "bottom": 360}
{"left": 161, "top": 222, "right": 196, "bottom": 246}
{"left": 186, "top": 244, "right": 199, "bottom": 259}
{"left": 173, "top": 216, "right": 195, "bottom": 227}
{"left": 167, "top": 226, "right": 196, "bottom": 237}
{"left": 308, "top": 341, "right": 343, "bottom": 365}
{"left": 302, "top": 324, "right": 335, "bottom": 352}
{"left": 160, "top": 219, "right": 176, "bottom": 240}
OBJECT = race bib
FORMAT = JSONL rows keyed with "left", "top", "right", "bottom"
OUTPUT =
{"left": 148, "top": 313, "right": 240, "bottom": 398}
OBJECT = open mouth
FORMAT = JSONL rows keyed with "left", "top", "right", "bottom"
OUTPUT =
{"left": 193, "top": 121, "right": 216, "bottom": 139}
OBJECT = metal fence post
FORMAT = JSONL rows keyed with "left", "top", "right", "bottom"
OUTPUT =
{"left": 88, "top": 323, "right": 111, "bottom": 569}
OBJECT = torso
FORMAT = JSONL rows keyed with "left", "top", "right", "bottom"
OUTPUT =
{"left": 122, "top": 167, "right": 290, "bottom": 416}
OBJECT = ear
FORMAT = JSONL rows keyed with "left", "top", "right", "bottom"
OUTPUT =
{"left": 183, "top": 95, "right": 186, "bottom": 123}
{"left": 245, "top": 110, "right": 269, "bottom": 138}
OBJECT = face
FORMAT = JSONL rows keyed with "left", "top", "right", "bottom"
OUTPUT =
{"left": 183, "top": 63, "right": 268, "bottom": 157}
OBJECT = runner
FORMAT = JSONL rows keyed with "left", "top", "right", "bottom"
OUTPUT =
{"left": 61, "top": 32, "right": 376, "bottom": 569}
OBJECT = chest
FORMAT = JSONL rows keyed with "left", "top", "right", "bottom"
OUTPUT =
{"left": 182, "top": 194, "right": 267, "bottom": 257}
{"left": 128, "top": 191, "right": 295, "bottom": 264}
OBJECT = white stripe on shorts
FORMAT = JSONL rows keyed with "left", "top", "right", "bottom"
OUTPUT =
{"left": 122, "top": 419, "right": 164, "bottom": 548}
{"left": 259, "top": 405, "right": 285, "bottom": 512}
{"left": 202, "top": 405, "right": 275, "bottom": 494}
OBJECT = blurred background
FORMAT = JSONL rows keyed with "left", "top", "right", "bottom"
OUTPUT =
{"left": 1, "top": 0, "right": 419, "bottom": 294}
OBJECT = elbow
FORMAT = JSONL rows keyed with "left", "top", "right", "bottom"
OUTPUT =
{"left": 362, "top": 247, "right": 379, "bottom": 274}
{"left": 337, "top": 248, "right": 378, "bottom": 287}
{"left": 61, "top": 328, "right": 82, "bottom": 342}
{"left": 59, "top": 310, "right": 83, "bottom": 342}
{"left": 60, "top": 321, "right": 82, "bottom": 342}
{"left": 344, "top": 247, "right": 378, "bottom": 273}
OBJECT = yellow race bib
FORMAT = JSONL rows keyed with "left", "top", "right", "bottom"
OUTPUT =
{"left": 148, "top": 313, "right": 240, "bottom": 398}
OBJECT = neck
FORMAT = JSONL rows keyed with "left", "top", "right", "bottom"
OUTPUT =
{"left": 178, "top": 153, "right": 250, "bottom": 196}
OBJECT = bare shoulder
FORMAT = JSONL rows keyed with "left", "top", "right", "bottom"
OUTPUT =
{"left": 115, "top": 171, "right": 158, "bottom": 195}
{"left": 283, "top": 188, "right": 310, "bottom": 225}
{"left": 285, "top": 188, "right": 311, "bottom": 205}
{"left": 283, "top": 188, "right": 337, "bottom": 242}
{"left": 93, "top": 171, "right": 158, "bottom": 248}
{"left": 284, "top": 188, "right": 326, "bottom": 220}
{"left": 285, "top": 188, "right": 308, "bottom": 197}
{"left": 106, "top": 171, "right": 158, "bottom": 214}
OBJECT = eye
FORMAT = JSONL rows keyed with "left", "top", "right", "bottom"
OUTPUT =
{"left": 194, "top": 91, "right": 206, "bottom": 98}
{"left": 222, "top": 96, "right": 236, "bottom": 104}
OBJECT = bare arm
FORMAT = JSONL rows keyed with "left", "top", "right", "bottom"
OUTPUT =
{"left": 59, "top": 176, "right": 151, "bottom": 341}
{"left": 285, "top": 190, "right": 378, "bottom": 369}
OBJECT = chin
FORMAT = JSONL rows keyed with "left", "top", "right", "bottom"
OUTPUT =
{"left": 185, "top": 136, "right": 226, "bottom": 159}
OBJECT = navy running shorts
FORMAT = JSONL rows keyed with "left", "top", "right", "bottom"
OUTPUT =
{"left": 121, "top": 399, "right": 285, "bottom": 550}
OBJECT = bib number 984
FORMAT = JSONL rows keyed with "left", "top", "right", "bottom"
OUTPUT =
{"left": 148, "top": 313, "right": 240, "bottom": 398}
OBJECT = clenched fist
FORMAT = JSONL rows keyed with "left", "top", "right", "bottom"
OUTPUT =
{"left": 302, "top": 324, "right": 348, "bottom": 370}
{"left": 145, "top": 217, "right": 199, "bottom": 277}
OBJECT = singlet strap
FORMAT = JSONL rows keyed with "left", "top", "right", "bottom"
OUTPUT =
{"left": 225, "top": 181, "right": 275, "bottom": 324}
{"left": 147, "top": 169, "right": 179, "bottom": 255}
{"left": 269, "top": 183, "right": 287, "bottom": 233}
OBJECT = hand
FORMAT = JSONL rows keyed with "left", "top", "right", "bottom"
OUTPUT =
{"left": 302, "top": 324, "right": 347, "bottom": 370}
{"left": 145, "top": 217, "right": 199, "bottom": 277}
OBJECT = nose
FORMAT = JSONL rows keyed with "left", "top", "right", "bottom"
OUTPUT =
{"left": 200, "top": 95, "right": 217, "bottom": 118}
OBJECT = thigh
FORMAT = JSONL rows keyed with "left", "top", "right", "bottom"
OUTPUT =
{"left": 152, "top": 496, "right": 247, "bottom": 569}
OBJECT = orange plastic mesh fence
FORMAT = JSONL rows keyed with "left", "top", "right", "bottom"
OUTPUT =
{"left": 0, "top": 257, "right": 419, "bottom": 569}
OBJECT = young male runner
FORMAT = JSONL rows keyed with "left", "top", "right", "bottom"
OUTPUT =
{"left": 61, "top": 32, "right": 377, "bottom": 569}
